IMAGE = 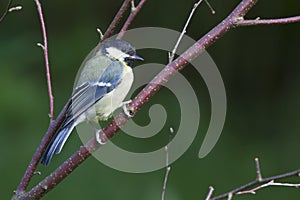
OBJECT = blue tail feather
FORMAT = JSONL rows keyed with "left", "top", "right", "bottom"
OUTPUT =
{"left": 40, "top": 122, "right": 75, "bottom": 166}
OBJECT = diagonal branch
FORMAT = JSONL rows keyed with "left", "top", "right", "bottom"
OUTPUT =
{"left": 117, "top": 0, "right": 148, "bottom": 39}
{"left": 18, "top": 0, "right": 259, "bottom": 199}
{"left": 14, "top": 101, "right": 69, "bottom": 198}
{"left": 93, "top": 0, "right": 134, "bottom": 58}
{"left": 101, "top": 0, "right": 132, "bottom": 41}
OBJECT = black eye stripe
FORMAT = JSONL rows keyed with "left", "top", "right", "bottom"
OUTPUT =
{"left": 124, "top": 57, "right": 134, "bottom": 67}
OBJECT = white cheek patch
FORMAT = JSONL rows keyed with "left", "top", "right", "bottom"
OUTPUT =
{"left": 106, "top": 47, "right": 129, "bottom": 61}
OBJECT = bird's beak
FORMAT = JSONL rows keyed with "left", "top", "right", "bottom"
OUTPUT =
{"left": 131, "top": 54, "right": 144, "bottom": 61}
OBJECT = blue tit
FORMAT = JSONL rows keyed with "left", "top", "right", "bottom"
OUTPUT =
{"left": 40, "top": 39, "right": 143, "bottom": 165}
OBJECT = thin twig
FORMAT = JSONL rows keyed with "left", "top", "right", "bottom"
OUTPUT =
{"left": 203, "top": 0, "right": 215, "bottom": 14}
{"left": 205, "top": 186, "right": 215, "bottom": 200}
{"left": 34, "top": 0, "right": 54, "bottom": 120}
{"left": 161, "top": 127, "right": 174, "bottom": 200}
{"left": 255, "top": 157, "right": 262, "bottom": 182}
{"left": 237, "top": 180, "right": 300, "bottom": 195}
{"left": 116, "top": 0, "right": 148, "bottom": 39}
{"left": 235, "top": 15, "right": 300, "bottom": 26}
{"left": 209, "top": 168, "right": 300, "bottom": 200}
{"left": 94, "top": 0, "right": 132, "bottom": 53}
{"left": 169, "top": 0, "right": 204, "bottom": 63}
{"left": 101, "top": 0, "right": 132, "bottom": 41}
{"left": 162, "top": 164, "right": 171, "bottom": 200}
{"left": 131, "top": 0, "right": 136, "bottom": 11}
{"left": 0, "top": 0, "right": 13, "bottom": 22}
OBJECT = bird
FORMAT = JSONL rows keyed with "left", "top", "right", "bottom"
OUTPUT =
{"left": 40, "top": 39, "right": 143, "bottom": 165}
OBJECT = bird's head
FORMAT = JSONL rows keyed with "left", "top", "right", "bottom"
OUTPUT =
{"left": 101, "top": 39, "right": 143, "bottom": 66}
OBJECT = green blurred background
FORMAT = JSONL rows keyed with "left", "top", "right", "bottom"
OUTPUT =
{"left": 1, "top": 0, "right": 300, "bottom": 199}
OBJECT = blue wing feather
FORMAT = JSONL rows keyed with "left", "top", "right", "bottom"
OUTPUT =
{"left": 65, "top": 61, "right": 124, "bottom": 125}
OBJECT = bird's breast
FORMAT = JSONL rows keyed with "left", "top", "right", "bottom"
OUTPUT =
{"left": 94, "top": 66, "right": 134, "bottom": 120}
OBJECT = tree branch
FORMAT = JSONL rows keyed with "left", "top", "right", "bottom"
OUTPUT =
{"left": 18, "top": 0, "right": 259, "bottom": 199}
{"left": 116, "top": 0, "right": 148, "bottom": 39}
{"left": 94, "top": 0, "right": 133, "bottom": 58}
{"left": 208, "top": 158, "right": 300, "bottom": 200}
{"left": 14, "top": 101, "right": 70, "bottom": 198}
{"left": 34, "top": 0, "right": 54, "bottom": 120}
{"left": 205, "top": 186, "right": 215, "bottom": 200}
{"left": 101, "top": 0, "right": 132, "bottom": 41}
{"left": 237, "top": 180, "right": 300, "bottom": 195}
{"left": 235, "top": 15, "right": 300, "bottom": 26}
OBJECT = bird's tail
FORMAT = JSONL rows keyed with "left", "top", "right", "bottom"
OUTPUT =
{"left": 40, "top": 121, "right": 75, "bottom": 166}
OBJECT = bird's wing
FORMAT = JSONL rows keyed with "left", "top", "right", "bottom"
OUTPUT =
{"left": 64, "top": 61, "right": 124, "bottom": 125}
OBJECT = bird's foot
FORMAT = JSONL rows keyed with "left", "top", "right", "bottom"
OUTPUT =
{"left": 95, "top": 129, "right": 108, "bottom": 145}
{"left": 120, "top": 100, "right": 134, "bottom": 118}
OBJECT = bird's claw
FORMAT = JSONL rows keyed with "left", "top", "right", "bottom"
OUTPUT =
{"left": 121, "top": 100, "right": 134, "bottom": 118}
{"left": 95, "top": 130, "right": 108, "bottom": 145}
